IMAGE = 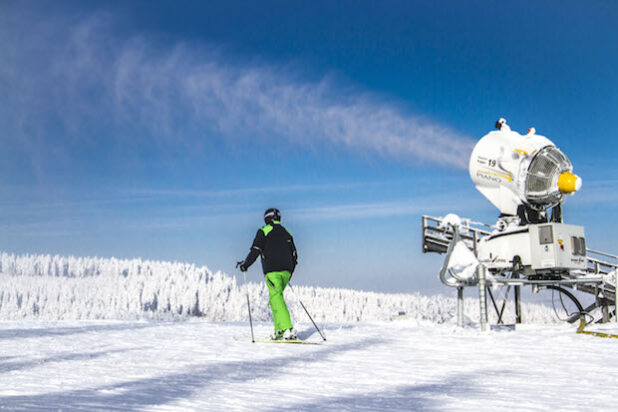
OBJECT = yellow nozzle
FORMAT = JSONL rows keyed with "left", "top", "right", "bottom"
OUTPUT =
{"left": 558, "top": 172, "right": 582, "bottom": 194}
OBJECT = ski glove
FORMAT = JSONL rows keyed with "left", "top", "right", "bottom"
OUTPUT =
{"left": 236, "top": 260, "right": 248, "bottom": 272}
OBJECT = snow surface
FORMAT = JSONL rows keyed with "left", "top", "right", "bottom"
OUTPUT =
{"left": 439, "top": 213, "right": 462, "bottom": 228}
{"left": 3, "top": 251, "right": 616, "bottom": 410}
{"left": 446, "top": 241, "right": 479, "bottom": 281}
{"left": 1, "top": 320, "right": 617, "bottom": 411}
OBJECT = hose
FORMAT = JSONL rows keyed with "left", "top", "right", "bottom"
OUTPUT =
{"left": 546, "top": 285, "right": 586, "bottom": 324}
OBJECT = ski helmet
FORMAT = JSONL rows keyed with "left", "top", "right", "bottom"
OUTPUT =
{"left": 264, "top": 208, "right": 281, "bottom": 224}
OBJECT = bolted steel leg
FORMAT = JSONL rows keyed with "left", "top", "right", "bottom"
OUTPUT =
{"left": 478, "top": 265, "right": 488, "bottom": 332}
{"left": 457, "top": 286, "right": 464, "bottom": 328}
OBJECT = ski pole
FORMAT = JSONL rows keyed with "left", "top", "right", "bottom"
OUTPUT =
{"left": 287, "top": 283, "right": 326, "bottom": 341}
{"left": 237, "top": 262, "right": 255, "bottom": 343}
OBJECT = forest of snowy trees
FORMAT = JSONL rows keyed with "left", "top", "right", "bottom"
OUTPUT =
{"left": 0, "top": 252, "right": 558, "bottom": 323}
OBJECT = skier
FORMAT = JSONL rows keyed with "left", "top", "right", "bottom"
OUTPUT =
{"left": 238, "top": 208, "right": 299, "bottom": 340}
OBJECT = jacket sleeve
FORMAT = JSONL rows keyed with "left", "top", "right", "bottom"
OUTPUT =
{"left": 289, "top": 236, "right": 298, "bottom": 272}
{"left": 243, "top": 229, "right": 266, "bottom": 268}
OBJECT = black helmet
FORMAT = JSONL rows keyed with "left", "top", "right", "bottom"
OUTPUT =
{"left": 264, "top": 208, "right": 281, "bottom": 224}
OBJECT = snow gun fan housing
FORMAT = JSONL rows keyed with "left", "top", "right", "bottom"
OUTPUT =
{"left": 469, "top": 119, "right": 581, "bottom": 217}
{"left": 469, "top": 119, "right": 586, "bottom": 275}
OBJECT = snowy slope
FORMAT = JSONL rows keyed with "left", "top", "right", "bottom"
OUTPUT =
{"left": 0, "top": 252, "right": 556, "bottom": 324}
{"left": 1, "top": 252, "right": 616, "bottom": 410}
{"left": 1, "top": 320, "right": 617, "bottom": 411}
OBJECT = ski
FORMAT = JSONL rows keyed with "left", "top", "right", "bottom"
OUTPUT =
{"left": 255, "top": 339, "right": 321, "bottom": 345}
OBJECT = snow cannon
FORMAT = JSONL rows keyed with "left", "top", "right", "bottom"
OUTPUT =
{"left": 469, "top": 118, "right": 582, "bottom": 217}
{"left": 470, "top": 119, "right": 586, "bottom": 275}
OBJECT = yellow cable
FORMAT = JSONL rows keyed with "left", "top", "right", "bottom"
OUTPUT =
{"left": 577, "top": 318, "right": 618, "bottom": 338}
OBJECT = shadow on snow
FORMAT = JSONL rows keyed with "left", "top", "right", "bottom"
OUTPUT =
{"left": 0, "top": 322, "right": 159, "bottom": 341}
{"left": 0, "top": 348, "right": 145, "bottom": 374}
{"left": 279, "top": 373, "right": 493, "bottom": 411}
{"left": 0, "top": 337, "right": 388, "bottom": 410}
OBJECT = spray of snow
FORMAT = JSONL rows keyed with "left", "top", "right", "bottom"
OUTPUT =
{"left": 0, "top": 8, "right": 474, "bottom": 169}
{"left": 0, "top": 252, "right": 557, "bottom": 324}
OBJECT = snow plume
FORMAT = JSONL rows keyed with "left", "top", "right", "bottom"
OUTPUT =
{"left": 0, "top": 252, "right": 557, "bottom": 323}
{"left": 0, "top": 9, "right": 474, "bottom": 169}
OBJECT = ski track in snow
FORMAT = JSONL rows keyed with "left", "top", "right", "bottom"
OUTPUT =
{"left": 1, "top": 320, "right": 617, "bottom": 411}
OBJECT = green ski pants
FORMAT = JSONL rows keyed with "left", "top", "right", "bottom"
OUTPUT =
{"left": 265, "top": 271, "right": 293, "bottom": 331}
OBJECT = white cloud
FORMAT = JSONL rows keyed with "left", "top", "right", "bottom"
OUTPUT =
{"left": 289, "top": 195, "right": 488, "bottom": 221}
{"left": 0, "top": 9, "right": 475, "bottom": 170}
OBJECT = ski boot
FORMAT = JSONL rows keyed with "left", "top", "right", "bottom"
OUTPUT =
{"left": 270, "top": 329, "right": 285, "bottom": 341}
{"left": 282, "top": 328, "right": 298, "bottom": 340}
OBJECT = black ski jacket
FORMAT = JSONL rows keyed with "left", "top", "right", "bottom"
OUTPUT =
{"left": 243, "top": 221, "right": 298, "bottom": 274}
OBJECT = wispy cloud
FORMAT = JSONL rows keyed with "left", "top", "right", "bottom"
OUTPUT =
{"left": 0, "top": 180, "right": 389, "bottom": 215}
{"left": 0, "top": 187, "right": 488, "bottom": 233}
{"left": 1, "top": 8, "right": 475, "bottom": 171}
{"left": 569, "top": 184, "right": 618, "bottom": 207}
{"left": 289, "top": 195, "right": 488, "bottom": 221}
{"left": 136, "top": 181, "right": 374, "bottom": 198}
{"left": 86, "top": 196, "right": 488, "bottom": 231}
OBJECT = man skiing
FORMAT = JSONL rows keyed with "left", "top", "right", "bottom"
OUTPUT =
{"left": 238, "top": 208, "right": 299, "bottom": 340}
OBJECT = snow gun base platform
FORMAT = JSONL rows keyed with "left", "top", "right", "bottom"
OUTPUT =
{"left": 422, "top": 215, "right": 618, "bottom": 331}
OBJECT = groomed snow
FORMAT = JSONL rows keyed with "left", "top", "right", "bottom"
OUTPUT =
{"left": 1, "top": 320, "right": 617, "bottom": 411}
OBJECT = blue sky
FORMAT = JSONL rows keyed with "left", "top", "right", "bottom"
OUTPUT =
{"left": 1, "top": 1, "right": 617, "bottom": 293}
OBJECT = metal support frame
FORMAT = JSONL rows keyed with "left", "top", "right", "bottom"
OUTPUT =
{"left": 569, "top": 300, "right": 601, "bottom": 324}
{"left": 457, "top": 287, "right": 464, "bottom": 327}
{"left": 485, "top": 284, "right": 521, "bottom": 325}
{"left": 478, "top": 265, "right": 488, "bottom": 332}
{"left": 513, "top": 279, "right": 522, "bottom": 324}
{"left": 422, "top": 214, "right": 618, "bottom": 328}
{"left": 601, "top": 296, "right": 610, "bottom": 323}
{"left": 615, "top": 271, "right": 618, "bottom": 323}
